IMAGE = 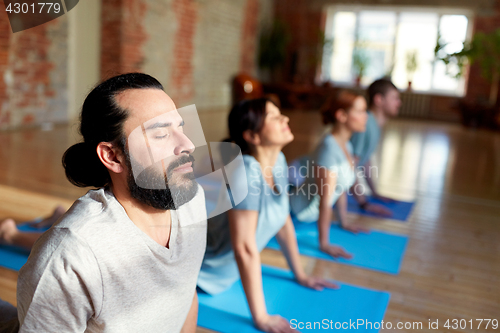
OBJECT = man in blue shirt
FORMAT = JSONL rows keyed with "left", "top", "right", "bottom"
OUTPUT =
{"left": 350, "top": 79, "right": 401, "bottom": 215}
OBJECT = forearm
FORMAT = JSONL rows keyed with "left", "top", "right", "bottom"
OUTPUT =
{"left": 352, "top": 156, "right": 368, "bottom": 203}
{"left": 180, "top": 292, "right": 198, "bottom": 333}
{"left": 234, "top": 245, "right": 267, "bottom": 324}
{"left": 351, "top": 177, "right": 366, "bottom": 203}
{"left": 364, "top": 160, "right": 379, "bottom": 196}
{"left": 334, "top": 192, "right": 348, "bottom": 226}
{"left": 275, "top": 217, "right": 306, "bottom": 281}
{"left": 317, "top": 197, "right": 333, "bottom": 247}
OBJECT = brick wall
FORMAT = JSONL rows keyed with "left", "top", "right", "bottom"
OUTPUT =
{"left": 240, "top": 0, "right": 260, "bottom": 74}
{"left": 101, "top": 0, "right": 148, "bottom": 79}
{"left": 106, "top": 0, "right": 273, "bottom": 112}
{"left": 466, "top": 1, "right": 500, "bottom": 104}
{"left": 0, "top": 1, "right": 12, "bottom": 127}
{"left": 274, "top": 0, "right": 325, "bottom": 83}
{"left": 170, "top": 0, "right": 198, "bottom": 103}
{"left": 0, "top": 0, "right": 272, "bottom": 130}
{"left": 0, "top": 7, "right": 67, "bottom": 130}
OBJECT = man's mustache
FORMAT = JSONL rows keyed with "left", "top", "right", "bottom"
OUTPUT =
{"left": 166, "top": 154, "right": 195, "bottom": 175}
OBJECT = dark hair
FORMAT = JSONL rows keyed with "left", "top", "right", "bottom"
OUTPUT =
{"left": 367, "top": 79, "right": 398, "bottom": 106}
{"left": 226, "top": 98, "right": 275, "bottom": 154}
{"left": 321, "top": 90, "right": 364, "bottom": 125}
{"left": 63, "top": 73, "right": 164, "bottom": 188}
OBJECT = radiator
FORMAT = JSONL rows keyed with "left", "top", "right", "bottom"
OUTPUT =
{"left": 399, "top": 92, "right": 431, "bottom": 118}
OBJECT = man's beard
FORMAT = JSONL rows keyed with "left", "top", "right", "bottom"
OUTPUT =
{"left": 124, "top": 151, "right": 198, "bottom": 210}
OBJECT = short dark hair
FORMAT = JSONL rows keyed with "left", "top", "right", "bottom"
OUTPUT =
{"left": 367, "top": 79, "right": 398, "bottom": 106}
{"left": 62, "top": 73, "right": 164, "bottom": 188}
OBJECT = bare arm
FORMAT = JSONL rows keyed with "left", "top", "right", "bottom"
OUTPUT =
{"left": 334, "top": 192, "right": 369, "bottom": 233}
{"left": 333, "top": 191, "right": 348, "bottom": 227}
{"left": 180, "top": 292, "right": 198, "bottom": 333}
{"left": 228, "top": 210, "right": 293, "bottom": 333}
{"left": 351, "top": 160, "right": 392, "bottom": 216}
{"left": 351, "top": 156, "right": 370, "bottom": 204}
{"left": 275, "top": 216, "right": 306, "bottom": 281}
{"left": 315, "top": 167, "right": 352, "bottom": 259}
{"left": 363, "top": 159, "right": 379, "bottom": 196}
{"left": 275, "top": 216, "right": 339, "bottom": 290}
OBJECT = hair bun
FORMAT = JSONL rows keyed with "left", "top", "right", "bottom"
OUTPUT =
{"left": 62, "top": 142, "right": 110, "bottom": 188}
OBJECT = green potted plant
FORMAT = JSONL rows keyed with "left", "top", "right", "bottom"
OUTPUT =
{"left": 436, "top": 29, "right": 500, "bottom": 105}
{"left": 258, "top": 20, "right": 291, "bottom": 82}
{"left": 352, "top": 47, "right": 369, "bottom": 87}
{"left": 435, "top": 29, "right": 500, "bottom": 128}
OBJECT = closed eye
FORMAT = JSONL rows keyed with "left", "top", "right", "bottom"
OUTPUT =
{"left": 155, "top": 134, "right": 169, "bottom": 139}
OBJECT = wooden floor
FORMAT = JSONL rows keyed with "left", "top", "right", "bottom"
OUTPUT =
{"left": 1, "top": 112, "right": 499, "bottom": 332}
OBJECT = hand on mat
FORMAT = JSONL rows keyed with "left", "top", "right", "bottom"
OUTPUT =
{"left": 373, "top": 194, "right": 396, "bottom": 204}
{"left": 363, "top": 203, "right": 392, "bottom": 217}
{"left": 340, "top": 223, "right": 370, "bottom": 234}
{"left": 298, "top": 276, "right": 340, "bottom": 291}
{"left": 255, "top": 314, "right": 299, "bottom": 333}
{"left": 320, "top": 244, "right": 353, "bottom": 259}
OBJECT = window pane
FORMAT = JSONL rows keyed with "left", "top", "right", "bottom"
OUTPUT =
{"left": 392, "top": 12, "right": 439, "bottom": 91}
{"left": 432, "top": 15, "right": 468, "bottom": 94}
{"left": 357, "top": 11, "right": 397, "bottom": 85}
{"left": 329, "top": 12, "right": 356, "bottom": 82}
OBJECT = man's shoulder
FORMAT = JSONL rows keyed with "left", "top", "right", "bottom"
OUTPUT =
{"left": 53, "top": 188, "right": 121, "bottom": 235}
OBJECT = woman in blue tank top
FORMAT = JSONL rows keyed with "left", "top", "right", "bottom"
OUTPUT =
{"left": 289, "top": 91, "right": 369, "bottom": 259}
{"left": 197, "top": 98, "right": 336, "bottom": 333}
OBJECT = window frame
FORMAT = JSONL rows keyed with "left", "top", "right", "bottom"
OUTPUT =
{"left": 321, "top": 5, "right": 475, "bottom": 97}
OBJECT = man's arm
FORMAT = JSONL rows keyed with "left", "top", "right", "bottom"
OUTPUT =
{"left": 17, "top": 232, "right": 101, "bottom": 332}
{"left": 351, "top": 159, "right": 392, "bottom": 217}
{"left": 364, "top": 159, "right": 395, "bottom": 203}
{"left": 180, "top": 292, "right": 198, "bottom": 333}
{"left": 334, "top": 192, "right": 369, "bottom": 233}
{"left": 351, "top": 156, "right": 369, "bottom": 204}
{"left": 363, "top": 159, "right": 379, "bottom": 197}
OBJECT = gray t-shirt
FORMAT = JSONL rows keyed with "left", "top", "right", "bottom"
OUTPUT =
{"left": 17, "top": 187, "right": 207, "bottom": 333}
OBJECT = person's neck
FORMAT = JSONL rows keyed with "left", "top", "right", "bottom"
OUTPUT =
{"left": 331, "top": 124, "right": 352, "bottom": 146}
{"left": 251, "top": 145, "right": 281, "bottom": 179}
{"left": 370, "top": 106, "right": 387, "bottom": 127}
{"left": 110, "top": 183, "right": 172, "bottom": 248}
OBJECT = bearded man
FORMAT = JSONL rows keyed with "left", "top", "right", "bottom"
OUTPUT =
{"left": 16, "top": 73, "right": 207, "bottom": 333}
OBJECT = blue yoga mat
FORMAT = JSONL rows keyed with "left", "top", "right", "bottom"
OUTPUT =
{"left": 346, "top": 195, "right": 415, "bottom": 222}
{"left": 0, "top": 222, "right": 47, "bottom": 271}
{"left": 266, "top": 222, "right": 408, "bottom": 274}
{"left": 198, "top": 265, "right": 390, "bottom": 333}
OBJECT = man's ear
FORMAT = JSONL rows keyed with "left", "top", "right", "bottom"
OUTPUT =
{"left": 373, "top": 93, "right": 383, "bottom": 107}
{"left": 96, "top": 142, "right": 125, "bottom": 174}
{"left": 242, "top": 129, "right": 261, "bottom": 146}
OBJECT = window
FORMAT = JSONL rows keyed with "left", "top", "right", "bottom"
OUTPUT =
{"left": 322, "top": 6, "right": 472, "bottom": 96}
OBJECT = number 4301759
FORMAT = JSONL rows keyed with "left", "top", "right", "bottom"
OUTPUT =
{"left": 5, "top": 3, "right": 62, "bottom": 14}
{"left": 444, "top": 319, "right": 498, "bottom": 330}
